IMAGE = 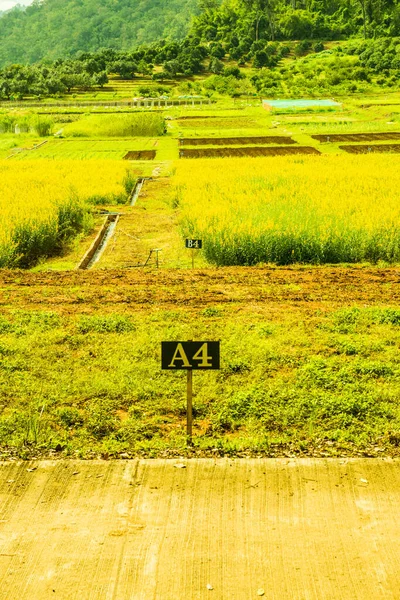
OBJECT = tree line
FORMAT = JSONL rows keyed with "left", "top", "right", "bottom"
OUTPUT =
{"left": 0, "top": 0, "right": 400, "bottom": 100}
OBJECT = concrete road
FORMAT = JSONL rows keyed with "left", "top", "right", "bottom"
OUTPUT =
{"left": 0, "top": 458, "right": 399, "bottom": 600}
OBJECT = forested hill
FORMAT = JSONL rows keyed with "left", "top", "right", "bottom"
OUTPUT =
{"left": 193, "top": 0, "right": 400, "bottom": 46}
{"left": 0, "top": 0, "right": 200, "bottom": 65}
{"left": 1, "top": 0, "right": 400, "bottom": 67}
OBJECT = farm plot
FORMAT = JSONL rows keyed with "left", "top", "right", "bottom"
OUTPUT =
{"left": 62, "top": 113, "right": 165, "bottom": 137}
{"left": 312, "top": 132, "right": 400, "bottom": 142}
{"left": 2, "top": 268, "right": 400, "bottom": 458}
{"left": 0, "top": 160, "right": 132, "bottom": 268}
{"left": 173, "top": 155, "right": 400, "bottom": 265}
{"left": 179, "top": 146, "right": 320, "bottom": 158}
{"left": 123, "top": 150, "right": 156, "bottom": 160}
{"left": 179, "top": 136, "right": 296, "bottom": 146}
{"left": 340, "top": 144, "right": 400, "bottom": 154}
{"left": 174, "top": 116, "right": 261, "bottom": 129}
{"left": 10, "top": 139, "right": 160, "bottom": 160}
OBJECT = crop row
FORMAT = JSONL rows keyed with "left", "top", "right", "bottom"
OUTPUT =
{"left": 0, "top": 160, "right": 134, "bottom": 268}
{"left": 174, "top": 155, "right": 400, "bottom": 266}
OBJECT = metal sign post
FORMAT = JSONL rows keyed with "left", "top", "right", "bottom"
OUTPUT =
{"left": 161, "top": 341, "right": 220, "bottom": 444}
{"left": 185, "top": 239, "right": 202, "bottom": 269}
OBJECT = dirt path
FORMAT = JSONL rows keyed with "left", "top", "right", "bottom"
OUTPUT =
{"left": 95, "top": 178, "right": 185, "bottom": 269}
{"left": 1, "top": 459, "right": 399, "bottom": 599}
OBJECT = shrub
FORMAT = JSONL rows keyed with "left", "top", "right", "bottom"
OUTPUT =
{"left": 33, "top": 116, "right": 54, "bottom": 137}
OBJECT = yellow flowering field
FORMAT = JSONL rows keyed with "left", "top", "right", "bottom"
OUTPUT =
{"left": 0, "top": 160, "right": 131, "bottom": 267}
{"left": 174, "top": 155, "right": 400, "bottom": 265}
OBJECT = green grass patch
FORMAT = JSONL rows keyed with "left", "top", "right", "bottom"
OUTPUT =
{"left": 63, "top": 113, "right": 166, "bottom": 137}
{"left": 1, "top": 306, "right": 400, "bottom": 458}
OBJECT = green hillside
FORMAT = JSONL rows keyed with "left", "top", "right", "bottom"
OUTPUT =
{"left": 0, "top": 0, "right": 400, "bottom": 68}
{"left": 0, "top": 0, "right": 200, "bottom": 65}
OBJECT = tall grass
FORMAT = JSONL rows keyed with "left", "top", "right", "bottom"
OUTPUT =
{"left": 174, "top": 155, "right": 400, "bottom": 265}
{"left": 0, "top": 160, "right": 134, "bottom": 267}
{"left": 0, "top": 113, "right": 53, "bottom": 135}
{"left": 64, "top": 113, "right": 166, "bottom": 137}
{"left": 33, "top": 116, "right": 54, "bottom": 137}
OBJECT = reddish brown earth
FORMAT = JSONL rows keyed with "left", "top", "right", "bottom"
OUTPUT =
{"left": 123, "top": 150, "right": 156, "bottom": 160}
{"left": 179, "top": 136, "right": 296, "bottom": 146}
{"left": 0, "top": 266, "right": 399, "bottom": 314}
{"left": 340, "top": 144, "right": 400, "bottom": 154}
{"left": 179, "top": 146, "right": 320, "bottom": 158}
{"left": 312, "top": 132, "right": 400, "bottom": 142}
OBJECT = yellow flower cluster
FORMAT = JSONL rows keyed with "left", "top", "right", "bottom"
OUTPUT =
{"left": 173, "top": 155, "right": 400, "bottom": 265}
{"left": 0, "top": 159, "right": 129, "bottom": 267}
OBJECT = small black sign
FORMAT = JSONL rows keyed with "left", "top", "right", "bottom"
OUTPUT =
{"left": 185, "top": 239, "right": 202, "bottom": 249}
{"left": 162, "top": 341, "right": 220, "bottom": 370}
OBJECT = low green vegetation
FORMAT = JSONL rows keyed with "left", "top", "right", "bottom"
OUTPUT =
{"left": 1, "top": 304, "right": 400, "bottom": 458}
{"left": 63, "top": 113, "right": 166, "bottom": 138}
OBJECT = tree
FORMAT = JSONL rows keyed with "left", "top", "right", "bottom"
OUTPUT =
{"left": 199, "top": 0, "right": 220, "bottom": 11}
{"left": 93, "top": 71, "right": 108, "bottom": 87}
{"left": 108, "top": 60, "right": 137, "bottom": 79}
{"left": 356, "top": 0, "right": 368, "bottom": 38}
{"left": 209, "top": 57, "right": 224, "bottom": 73}
{"left": 241, "top": 0, "right": 278, "bottom": 41}
{"left": 137, "top": 59, "right": 153, "bottom": 76}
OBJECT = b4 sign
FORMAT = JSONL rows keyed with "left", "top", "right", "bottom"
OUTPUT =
{"left": 161, "top": 341, "right": 220, "bottom": 370}
{"left": 185, "top": 239, "right": 202, "bottom": 249}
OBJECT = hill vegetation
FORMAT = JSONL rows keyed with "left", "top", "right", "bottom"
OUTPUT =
{"left": 0, "top": 0, "right": 400, "bottom": 67}
{"left": 1, "top": 36, "right": 399, "bottom": 100}
{"left": 0, "top": 0, "right": 200, "bottom": 65}
{"left": 1, "top": 0, "right": 400, "bottom": 99}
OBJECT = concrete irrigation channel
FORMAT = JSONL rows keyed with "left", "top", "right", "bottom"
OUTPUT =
{"left": 77, "top": 178, "right": 148, "bottom": 270}
{"left": 0, "top": 458, "right": 399, "bottom": 599}
{"left": 130, "top": 177, "right": 149, "bottom": 206}
{"left": 77, "top": 213, "right": 120, "bottom": 270}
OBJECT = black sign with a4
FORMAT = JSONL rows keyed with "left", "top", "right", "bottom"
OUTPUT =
{"left": 161, "top": 341, "right": 220, "bottom": 370}
{"left": 185, "top": 239, "right": 202, "bottom": 249}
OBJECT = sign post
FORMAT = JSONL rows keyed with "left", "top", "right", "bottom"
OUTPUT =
{"left": 161, "top": 341, "right": 220, "bottom": 444}
{"left": 185, "top": 239, "right": 202, "bottom": 269}
{"left": 187, "top": 369, "right": 193, "bottom": 439}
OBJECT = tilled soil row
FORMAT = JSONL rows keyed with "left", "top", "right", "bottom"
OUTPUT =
{"left": 312, "top": 132, "right": 400, "bottom": 142}
{"left": 123, "top": 150, "right": 156, "bottom": 160}
{"left": 0, "top": 266, "right": 399, "bottom": 312}
{"left": 340, "top": 143, "right": 400, "bottom": 154}
{"left": 179, "top": 136, "right": 296, "bottom": 146}
{"left": 179, "top": 146, "right": 320, "bottom": 158}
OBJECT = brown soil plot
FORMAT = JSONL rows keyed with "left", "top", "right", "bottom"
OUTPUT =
{"left": 340, "top": 144, "right": 400, "bottom": 154}
{"left": 312, "top": 132, "right": 400, "bottom": 142}
{"left": 175, "top": 118, "right": 260, "bottom": 129}
{"left": 180, "top": 146, "right": 320, "bottom": 158}
{"left": 123, "top": 150, "right": 156, "bottom": 160}
{"left": 179, "top": 136, "right": 296, "bottom": 146}
{"left": 2, "top": 266, "right": 398, "bottom": 312}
